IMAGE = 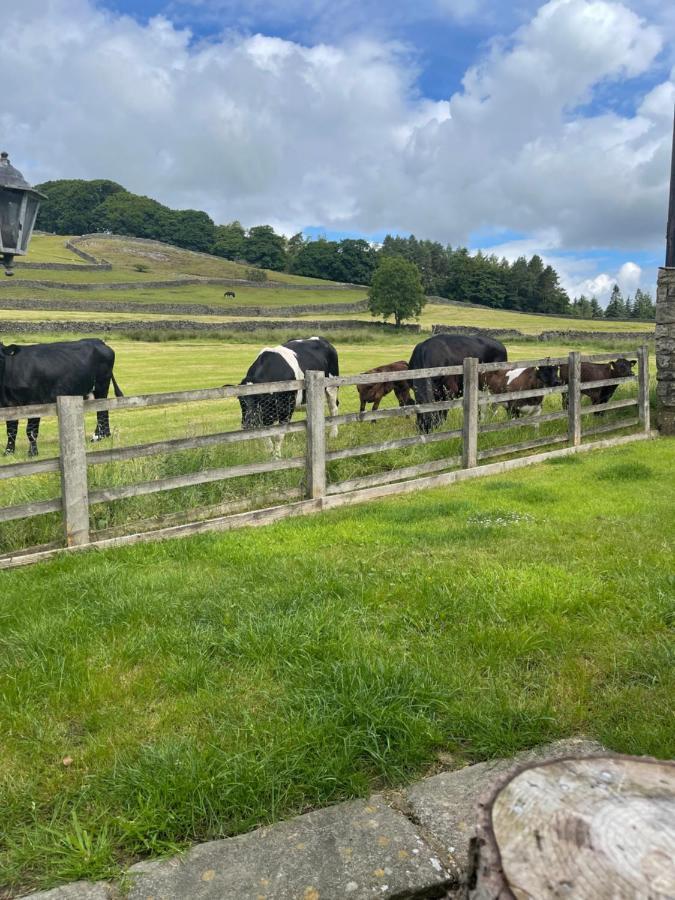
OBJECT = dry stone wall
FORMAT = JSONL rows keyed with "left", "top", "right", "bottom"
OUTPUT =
{"left": 656, "top": 267, "right": 675, "bottom": 433}
{"left": 0, "top": 297, "right": 369, "bottom": 317}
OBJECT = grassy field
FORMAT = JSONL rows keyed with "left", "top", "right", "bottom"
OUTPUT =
{"left": 0, "top": 333, "right": 650, "bottom": 556}
{"left": 0, "top": 438, "right": 672, "bottom": 894}
{"left": 13, "top": 234, "right": 87, "bottom": 266}
{"left": 1, "top": 233, "right": 655, "bottom": 330}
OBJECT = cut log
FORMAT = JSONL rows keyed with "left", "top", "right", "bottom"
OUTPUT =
{"left": 467, "top": 755, "right": 675, "bottom": 899}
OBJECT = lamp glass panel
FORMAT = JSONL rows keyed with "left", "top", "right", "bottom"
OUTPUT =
{"left": 0, "top": 187, "right": 23, "bottom": 252}
{"left": 19, "top": 195, "right": 40, "bottom": 252}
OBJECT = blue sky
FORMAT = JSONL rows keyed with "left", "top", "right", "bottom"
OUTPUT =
{"left": 4, "top": 0, "right": 675, "bottom": 302}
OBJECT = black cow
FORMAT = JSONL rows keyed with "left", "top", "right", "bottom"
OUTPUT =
{"left": 0, "top": 339, "right": 123, "bottom": 457}
{"left": 408, "top": 333, "right": 508, "bottom": 432}
{"left": 224, "top": 291, "right": 236, "bottom": 298}
{"left": 239, "top": 337, "right": 339, "bottom": 456}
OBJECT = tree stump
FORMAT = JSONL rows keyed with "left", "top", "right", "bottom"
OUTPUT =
{"left": 467, "top": 755, "right": 675, "bottom": 899}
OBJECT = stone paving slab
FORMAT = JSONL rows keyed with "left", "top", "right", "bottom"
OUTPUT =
{"left": 127, "top": 796, "right": 451, "bottom": 900}
{"left": 18, "top": 883, "right": 116, "bottom": 900}
{"left": 404, "top": 738, "right": 604, "bottom": 881}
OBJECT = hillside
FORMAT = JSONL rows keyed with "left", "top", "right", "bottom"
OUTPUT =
{"left": 1, "top": 233, "right": 655, "bottom": 335}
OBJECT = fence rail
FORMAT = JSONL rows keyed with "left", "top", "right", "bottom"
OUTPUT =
{"left": 0, "top": 347, "right": 651, "bottom": 565}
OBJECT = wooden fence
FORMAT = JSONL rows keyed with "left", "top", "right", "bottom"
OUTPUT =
{"left": 0, "top": 348, "right": 652, "bottom": 568}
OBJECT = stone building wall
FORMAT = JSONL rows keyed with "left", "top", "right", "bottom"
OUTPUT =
{"left": 656, "top": 267, "right": 675, "bottom": 434}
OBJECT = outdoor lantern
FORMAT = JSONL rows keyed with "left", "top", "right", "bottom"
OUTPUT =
{"left": 0, "top": 152, "right": 47, "bottom": 276}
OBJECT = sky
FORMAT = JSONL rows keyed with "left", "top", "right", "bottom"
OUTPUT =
{"left": 2, "top": 0, "right": 674, "bottom": 303}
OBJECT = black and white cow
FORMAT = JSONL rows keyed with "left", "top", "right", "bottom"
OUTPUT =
{"left": 408, "top": 333, "right": 508, "bottom": 432}
{"left": 0, "top": 339, "right": 123, "bottom": 457}
{"left": 239, "top": 337, "right": 339, "bottom": 456}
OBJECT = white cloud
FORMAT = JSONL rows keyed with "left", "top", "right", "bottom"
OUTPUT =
{"left": 0, "top": 0, "right": 672, "bottom": 269}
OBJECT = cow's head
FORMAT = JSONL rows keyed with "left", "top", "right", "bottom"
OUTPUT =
{"left": 536, "top": 364, "right": 561, "bottom": 388}
{"left": 610, "top": 358, "right": 636, "bottom": 378}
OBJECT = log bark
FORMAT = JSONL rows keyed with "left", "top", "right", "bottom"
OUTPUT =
{"left": 467, "top": 754, "right": 675, "bottom": 900}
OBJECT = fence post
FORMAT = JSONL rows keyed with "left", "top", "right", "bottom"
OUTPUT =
{"left": 462, "top": 357, "right": 479, "bottom": 468}
{"left": 567, "top": 351, "right": 581, "bottom": 447}
{"left": 637, "top": 345, "right": 651, "bottom": 433}
{"left": 305, "top": 370, "right": 326, "bottom": 500}
{"left": 57, "top": 395, "right": 90, "bottom": 547}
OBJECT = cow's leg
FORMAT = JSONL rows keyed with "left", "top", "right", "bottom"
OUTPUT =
{"left": 326, "top": 384, "right": 339, "bottom": 438}
{"left": 26, "top": 417, "right": 40, "bottom": 457}
{"left": 92, "top": 372, "right": 113, "bottom": 441}
{"left": 4, "top": 420, "right": 18, "bottom": 455}
{"left": 269, "top": 433, "right": 284, "bottom": 459}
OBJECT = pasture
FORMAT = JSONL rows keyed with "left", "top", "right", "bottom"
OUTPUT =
{"left": 0, "top": 333, "right": 650, "bottom": 556}
{"left": 0, "top": 438, "right": 673, "bottom": 894}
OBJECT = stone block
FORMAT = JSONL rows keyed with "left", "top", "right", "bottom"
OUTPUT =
{"left": 19, "top": 882, "right": 115, "bottom": 900}
{"left": 127, "top": 797, "right": 451, "bottom": 900}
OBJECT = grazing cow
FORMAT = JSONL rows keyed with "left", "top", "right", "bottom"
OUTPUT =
{"left": 0, "top": 339, "right": 123, "bottom": 457}
{"left": 408, "top": 334, "right": 508, "bottom": 432}
{"left": 559, "top": 358, "right": 636, "bottom": 411}
{"left": 357, "top": 361, "right": 414, "bottom": 415}
{"left": 481, "top": 365, "right": 561, "bottom": 424}
{"left": 239, "top": 337, "right": 339, "bottom": 456}
{"left": 224, "top": 291, "right": 236, "bottom": 298}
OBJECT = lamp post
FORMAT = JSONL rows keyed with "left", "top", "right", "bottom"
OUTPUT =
{"left": 0, "top": 152, "right": 47, "bottom": 276}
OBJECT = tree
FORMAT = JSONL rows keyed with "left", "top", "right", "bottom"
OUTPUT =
{"left": 244, "top": 225, "right": 286, "bottom": 271}
{"left": 605, "top": 284, "right": 627, "bottom": 319}
{"left": 632, "top": 288, "right": 656, "bottom": 320}
{"left": 91, "top": 191, "right": 172, "bottom": 239}
{"left": 212, "top": 221, "right": 246, "bottom": 260}
{"left": 368, "top": 257, "right": 426, "bottom": 326}
{"left": 333, "top": 239, "right": 377, "bottom": 284}
{"left": 590, "top": 296, "right": 604, "bottom": 319}
{"left": 164, "top": 209, "right": 215, "bottom": 253}
{"left": 291, "top": 238, "right": 339, "bottom": 279}
{"left": 35, "top": 179, "right": 125, "bottom": 233}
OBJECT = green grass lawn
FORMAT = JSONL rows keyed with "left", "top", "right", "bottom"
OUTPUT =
{"left": 14, "top": 234, "right": 87, "bottom": 266}
{"left": 0, "top": 438, "right": 673, "bottom": 895}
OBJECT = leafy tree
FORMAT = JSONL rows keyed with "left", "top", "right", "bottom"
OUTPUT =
{"left": 164, "top": 209, "right": 215, "bottom": 253}
{"left": 536, "top": 265, "right": 570, "bottom": 314}
{"left": 285, "top": 232, "right": 306, "bottom": 269}
{"left": 212, "top": 221, "right": 246, "bottom": 260}
{"left": 244, "top": 225, "right": 286, "bottom": 271}
{"left": 91, "top": 191, "right": 172, "bottom": 239}
{"left": 332, "top": 239, "right": 377, "bottom": 284}
{"left": 34, "top": 179, "right": 125, "bottom": 233}
{"left": 506, "top": 257, "right": 532, "bottom": 310}
{"left": 571, "top": 295, "right": 593, "bottom": 318}
{"left": 291, "top": 238, "right": 339, "bottom": 279}
{"left": 368, "top": 257, "right": 426, "bottom": 326}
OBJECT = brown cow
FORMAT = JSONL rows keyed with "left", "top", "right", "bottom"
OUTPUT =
{"left": 559, "top": 358, "right": 636, "bottom": 410}
{"left": 357, "top": 361, "right": 414, "bottom": 414}
{"left": 481, "top": 364, "right": 561, "bottom": 422}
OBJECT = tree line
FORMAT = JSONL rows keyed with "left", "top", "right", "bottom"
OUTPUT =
{"left": 35, "top": 179, "right": 655, "bottom": 321}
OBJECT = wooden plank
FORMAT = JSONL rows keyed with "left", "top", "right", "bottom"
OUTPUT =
{"left": 581, "top": 350, "right": 641, "bottom": 362}
{"left": 57, "top": 396, "right": 90, "bottom": 546}
{"left": 479, "top": 411, "right": 568, "bottom": 433}
{"left": 568, "top": 351, "right": 582, "bottom": 447}
{"left": 579, "top": 376, "right": 637, "bottom": 389}
{"left": 477, "top": 433, "right": 569, "bottom": 460}
{"left": 582, "top": 417, "right": 639, "bottom": 437}
{"left": 0, "top": 457, "right": 60, "bottom": 480}
{"left": 637, "top": 345, "right": 651, "bottom": 432}
{"left": 0, "top": 432, "right": 654, "bottom": 570}
{"left": 478, "top": 357, "right": 569, "bottom": 373}
{"left": 325, "top": 429, "right": 462, "bottom": 462}
{"left": 305, "top": 370, "right": 326, "bottom": 499}
{"left": 86, "top": 421, "right": 306, "bottom": 466}
{"left": 479, "top": 384, "right": 568, "bottom": 404}
{"left": 329, "top": 398, "right": 462, "bottom": 427}
{"left": 0, "top": 402, "right": 57, "bottom": 422}
{"left": 326, "top": 456, "right": 462, "bottom": 494}
{"left": 91, "top": 487, "right": 303, "bottom": 540}
{"left": 462, "top": 357, "right": 479, "bottom": 468}
{"left": 579, "top": 398, "right": 637, "bottom": 416}
{"left": 332, "top": 364, "right": 463, "bottom": 387}
{"left": 0, "top": 497, "right": 61, "bottom": 523}
{"left": 87, "top": 455, "right": 305, "bottom": 505}
{"left": 85, "top": 378, "right": 304, "bottom": 413}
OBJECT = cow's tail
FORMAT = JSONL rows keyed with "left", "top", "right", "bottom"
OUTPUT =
{"left": 111, "top": 372, "right": 124, "bottom": 397}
